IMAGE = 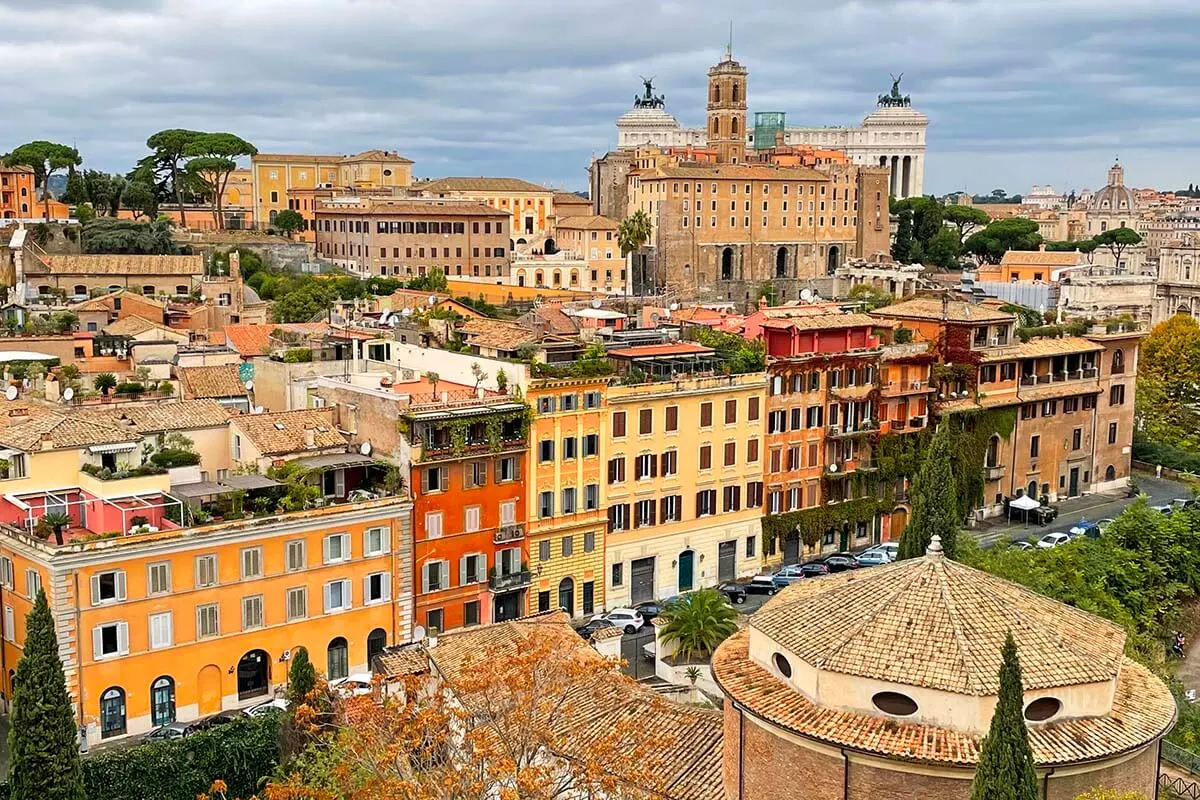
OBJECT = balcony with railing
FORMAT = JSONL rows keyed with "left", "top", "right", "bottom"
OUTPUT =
{"left": 493, "top": 523, "right": 524, "bottom": 544}
{"left": 1018, "top": 366, "right": 1099, "bottom": 387}
{"left": 986, "top": 464, "right": 1007, "bottom": 481}
{"left": 489, "top": 569, "right": 533, "bottom": 592}
{"left": 827, "top": 419, "right": 879, "bottom": 438}
{"left": 881, "top": 379, "right": 933, "bottom": 397}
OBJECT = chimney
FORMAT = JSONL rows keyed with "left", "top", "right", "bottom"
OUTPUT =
{"left": 228, "top": 249, "right": 241, "bottom": 279}
{"left": 304, "top": 427, "right": 316, "bottom": 448}
{"left": 758, "top": 295, "right": 768, "bottom": 311}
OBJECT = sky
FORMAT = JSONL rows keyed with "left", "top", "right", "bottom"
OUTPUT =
{"left": 3, "top": 0, "right": 1200, "bottom": 197}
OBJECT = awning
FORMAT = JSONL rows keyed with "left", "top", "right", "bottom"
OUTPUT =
{"left": 88, "top": 442, "right": 139, "bottom": 454}
{"left": 1010, "top": 494, "right": 1041, "bottom": 511}
{"left": 170, "top": 481, "right": 232, "bottom": 499}
{"left": 220, "top": 474, "right": 280, "bottom": 491}
{"left": 295, "top": 453, "right": 376, "bottom": 470}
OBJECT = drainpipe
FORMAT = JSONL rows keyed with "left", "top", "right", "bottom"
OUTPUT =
{"left": 73, "top": 570, "right": 84, "bottom": 727}
{"left": 1041, "top": 766, "right": 1055, "bottom": 800}
{"left": 841, "top": 748, "right": 850, "bottom": 800}
{"left": 737, "top": 709, "right": 745, "bottom": 799}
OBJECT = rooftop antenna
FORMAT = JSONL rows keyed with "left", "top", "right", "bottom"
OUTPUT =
{"left": 726, "top": 21, "right": 733, "bottom": 60}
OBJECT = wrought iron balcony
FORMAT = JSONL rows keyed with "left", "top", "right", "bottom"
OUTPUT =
{"left": 489, "top": 570, "right": 532, "bottom": 592}
{"left": 493, "top": 524, "right": 524, "bottom": 544}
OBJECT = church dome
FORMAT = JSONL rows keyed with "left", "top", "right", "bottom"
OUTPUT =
{"left": 1090, "top": 161, "right": 1137, "bottom": 214}
{"left": 712, "top": 539, "right": 1175, "bottom": 768}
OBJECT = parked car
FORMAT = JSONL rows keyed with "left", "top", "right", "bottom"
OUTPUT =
{"left": 1172, "top": 498, "right": 1198, "bottom": 511}
{"left": 1030, "top": 506, "right": 1058, "bottom": 526}
{"left": 1151, "top": 504, "right": 1175, "bottom": 516}
{"left": 867, "top": 542, "right": 899, "bottom": 562}
{"left": 576, "top": 618, "right": 616, "bottom": 639}
{"left": 331, "top": 673, "right": 375, "bottom": 697}
{"left": 798, "top": 561, "right": 830, "bottom": 578}
{"left": 1011, "top": 540, "right": 1034, "bottom": 551}
{"left": 642, "top": 640, "right": 657, "bottom": 661}
{"left": 244, "top": 697, "right": 289, "bottom": 717}
{"left": 772, "top": 564, "right": 808, "bottom": 586}
{"left": 1097, "top": 518, "right": 1115, "bottom": 533}
{"left": 1068, "top": 520, "right": 1102, "bottom": 539}
{"left": 821, "top": 554, "right": 861, "bottom": 573}
{"left": 1036, "top": 532, "right": 1072, "bottom": 549}
{"left": 592, "top": 608, "right": 644, "bottom": 634}
{"left": 715, "top": 582, "right": 748, "bottom": 604}
{"left": 145, "top": 721, "right": 194, "bottom": 741}
{"left": 633, "top": 598, "right": 679, "bottom": 625}
{"left": 745, "top": 575, "right": 780, "bottom": 595}
{"left": 855, "top": 550, "right": 891, "bottom": 567}
{"left": 192, "top": 710, "right": 241, "bottom": 731}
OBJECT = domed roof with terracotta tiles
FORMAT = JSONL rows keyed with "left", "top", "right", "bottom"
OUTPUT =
{"left": 749, "top": 537, "right": 1126, "bottom": 696}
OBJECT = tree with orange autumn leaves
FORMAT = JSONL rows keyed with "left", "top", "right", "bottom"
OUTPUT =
{"left": 258, "top": 628, "right": 669, "bottom": 800}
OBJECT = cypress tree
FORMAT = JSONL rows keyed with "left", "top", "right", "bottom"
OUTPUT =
{"left": 9, "top": 589, "right": 85, "bottom": 800}
{"left": 970, "top": 632, "right": 1038, "bottom": 800}
{"left": 286, "top": 645, "right": 316, "bottom": 707}
{"left": 892, "top": 208, "right": 915, "bottom": 262}
{"left": 898, "top": 421, "right": 959, "bottom": 559}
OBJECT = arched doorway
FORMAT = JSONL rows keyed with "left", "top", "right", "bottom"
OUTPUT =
{"left": 677, "top": 550, "right": 695, "bottom": 592}
{"left": 517, "top": 273, "right": 525, "bottom": 288}
{"left": 558, "top": 577, "right": 575, "bottom": 616}
{"left": 236, "top": 649, "right": 270, "bottom": 701}
{"left": 721, "top": 247, "right": 734, "bottom": 281}
{"left": 826, "top": 245, "right": 840, "bottom": 274}
{"left": 150, "top": 676, "right": 176, "bottom": 726}
{"left": 197, "top": 664, "right": 222, "bottom": 715}
{"left": 327, "top": 637, "right": 349, "bottom": 681}
{"left": 544, "top": 238, "right": 557, "bottom": 255}
{"left": 366, "top": 628, "right": 387, "bottom": 666}
{"left": 1105, "top": 465, "right": 1116, "bottom": 481}
{"left": 1027, "top": 480, "right": 1038, "bottom": 499}
{"left": 776, "top": 247, "right": 788, "bottom": 279}
{"left": 100, "top": 686, "right": 126, "bottom": 738}
{"left": 891, "top": 507, "right": 909, "bottom": 539}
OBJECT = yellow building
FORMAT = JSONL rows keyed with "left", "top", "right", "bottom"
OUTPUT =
{"left": 553, "top": 215, "right": 627, "bottom": 294}
{"left": 251, "top": 150, "right": 414, "bottom": 236}
{"left": 526, "top": 377, "right": 607, "bottom": 618}
{"left": 603, "top": 361, "right": 765, "bottom": 608}
{"left": 417, "top": 177, "right": 556, "bottom": 243}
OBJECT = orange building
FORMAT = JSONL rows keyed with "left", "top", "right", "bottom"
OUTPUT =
{"left": 402, "top": 395, "right": 530, "bottom": 634}
{"left": 0, "top": 164, "right": 35, "bottom": 219}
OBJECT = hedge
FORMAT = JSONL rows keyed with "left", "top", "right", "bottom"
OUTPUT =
{"left": 0, "top": 712, "right": 282, "bottom": 800}
{"left": 1133, "top": 437, "right": 1200, "bottom": 474}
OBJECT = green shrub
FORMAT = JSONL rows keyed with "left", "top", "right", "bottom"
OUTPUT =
{"left": 149, "top": 448, "right": 201, "bottom": 468}
{"left": 114, "top": 382, "right": 145, "bottom": 395}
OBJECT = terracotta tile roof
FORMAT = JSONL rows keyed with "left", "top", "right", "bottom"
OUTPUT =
{"left": 979, "top": 336, "right": 1104, "bottom": 362}
{"left": 30, "top": 254, "right": 204, "bottom": 276}
{"left": 254, "top": 153, "right": 344, "bottom": 164}
{"left": 0, "top": 410, "right": 141, "bottom": 451}
{"left": 881, "top": 342, "right": 933, "bottom": 361}
{"left": 608, "top": 342, "right": 713, "bottom": 358}
{"left": 103, "top": 316, "right": 177, "bottom": 338}
{"left": 316, "top": 200, "right": 506, "bottom": 218}
{"left": 373, "top": 644, "right": 428, "bottom": 677}
{"left": 419, "top": 177, "right": 552, "bottom": 194}
{"left": 230, "top": 408, "right": 346, "bottom": 456}
{"left": 518, "top": 306, "right": 579, "bottom": 336}
{"left": 999, "top": 250, "right": 1085, "bottom": 267}
{"left": 713, "top": 630, "right": 1174, "bottom": 767}
{"left": 1016, "top": 382, "right": 1102, "bottom": 403}
{"left": 177, "top": 364, "right": 247, "bottom": 399}
{"left": 70, "top": 290, "right": 165, "bottom": 313}
{"left": 79, "top": 399, "right": 232, "bottom": 432}
{"left": 343, "top": 149, "right": 413, "bottom": 164}
{"left": 223, "top": 323, "right": 328, "bottom": 356}
{"left": 555, "top": 214, "right": 619, "bottom": 230}
{"left": 750, "top": 556, "right": 1125, "bottom": 695}
{"left": 460, "top": 319, "right": 538, "bottom": 351}
{"left": 872, "top": 298, "right": 1015, "bottom": 324}
{"left": 760, "top": 312, "right": 879, "bottom": 331}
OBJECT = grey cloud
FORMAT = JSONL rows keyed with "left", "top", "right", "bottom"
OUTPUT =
{"left": 3, "top": 0, "right": 1199, "bottom": 193}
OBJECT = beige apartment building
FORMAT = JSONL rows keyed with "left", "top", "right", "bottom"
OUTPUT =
{"left": 553, "top": 215, "right": 627, "bottom": 294}
{"left": 416, "top": 177, "right": 556, "bottom": 243}
{"left": 313, "top": 198, "right": 511, "bottom": 281}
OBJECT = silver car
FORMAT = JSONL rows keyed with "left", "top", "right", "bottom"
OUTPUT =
{"left": 856, "top": 550, "right": 891, "bottom": 567}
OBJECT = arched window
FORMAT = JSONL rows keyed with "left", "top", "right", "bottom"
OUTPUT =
{"left": 721, "top": 248, "right": 734, "bottom": 281}
{"left": 711, "top": 118, "right": 719, "bottom": 135}
{"left": 1111, "top": 349, "right": 1125, "bottom": 374}
{"left": 100, "top": 686, "right": 126, "bottom": 738}
{"left": 775, "top": 247, "right": 788, "bottom": 279}
{"left": 366, "top": 628, "right": 387, "bottom": 665}
{"left": 985, "top": 435, "right": 1000, "bottom": 469}
{"left": 732, "top": 82, "right": 739, "bottom": 103}
{"left": 36, "top": 285, "right": 51, "bottom": 297}
{"left": 731, "top": 117, "right": 739, "bottom": 136}
{"left": 327, "top": 636, "right": 348, "bottom": 681}
{"left": 713, "top": 84, "right": 720, "bottom": 103}
{"left": 1105, "top": 465, "right": 1116, "bottom": 481}
{"left": 151, "top": 676, "right": 175, "bottom": 726}
{"left": 558, "top": 577, "right": 575, "bottom": 616}
{"left": 72, "top": 284, "right": 87, "bottom": 297}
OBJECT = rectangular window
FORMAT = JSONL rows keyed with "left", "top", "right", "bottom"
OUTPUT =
{"left": 539, "top": 540, "right": 551, "bottom": 561}
{"left": 365, "top": 572, "right": 390, "bottom": 604}
{"left": 724, "top": 441, "right": 737, "bottom": 467}
{"left": 660, "top": 449, "right": 678, "bottom": 476}
{"left": 1108, "top": 422, "right": 1118, "bottom": 445}
{"left": 93, "top": 621, "right": 129, "bottom": 659}
{"left": 285, "top": 540, "right": 306, "bottom": 572}
{"left": 287, "top": 587, "right": 307, "bottom": 621}
{"left": 696, "top": 489, "right": 717, "bottom": 517}
{"left": 583, "top": 582, "right": 595, "bottom": 615}
{"left": 584, "top": 531, "right": 596, "bottom": 552}
{"left": 1109, "top": 384, "right": 1125, "bottom": 406}
{"left": 723, "top": 485, "right": 741, "bottom": 512}
{"left": 149, "top": 611, "right": 172, "bottom": 650}
{"left": 1021, "top": 403, "right": 1037, "bottom": 420}
{"left": 241, "top": 547, "right": 263, "bottom": 579}
{"left": 725, "top": 399, "right": 737, "bottom": 424}
{"left": 635, "top": 499, "right": 656, "bottom": 528}
{"left": 500, "top": 500, "right": 516, "bottom": 525}
{"left": 560, "top": 394, "right": 578, "bottom": 411}
{"left": 242, "top": 595, "right": 264, "bottom": 630}
{"left": 747, "top": 438, "right": 760, "bottom": 463}
{"left": 611, "top": 563, "right": 623, "bottom": 587}
{"left": 537, "top": 397, "right": 555, "bottom": 414}
{"left": 748, "top": 396, "right": 760, "bottom": 421}
{"left": 585, "top": 483, "right": 600, "bottom": 510}
{"left": 790, "top": 407, "right": 803, "bottom": 431}
{"left": 769, "top": 448, "right": 782, "bottom": 473}
{"left": 364, "top": 526, "right": 389, "bottom": 555}
{"left": 636, "top": 453, "right": 656, "bottom": 480}
{"left": 539, "top": 491, "right": 554, "bottom": 518}
{"left": 608, "top": 457, "right": 626, "bottom": 484}
{"left": 562, "top": 487, "right": 577, "bottom": 514}
{"left": 464, "top": 600, "right": 480, "bottom": 627}
{"left": 90, "top": 570, "right": 127, "bottom": 605}
{"left": 499, "top": 457, "right": 518, "bottom": 481}
{"left": 768, "top": 490, "right": 783, "bottom": 514}
{"left": 584, "top": 391, "right": 602, "bottom": 409}
{"left": 464, "top": 506, "right": 481, "bottom": 532}
{"left": 0, "top": 557, "right": 11, "bottom": 589}
{"left": 1030, "top": 435, "right": 1040, "bottom": 459}
{"left": 147, "top": 562, "right": 170, "bottom": 595}
{"left": 324, "top": 579, "right": 353, "bottom": 611}
{"left": 426, "top": 609, "right": 444, "bottom": 635}
{"left": 746, "top": 535, "right": 757, "bottom": 558}
{"left": 539, "top": 440, "right": 554, "bottom": 462}
{"left": 324, "top": 533, "right": 351, "bottom": 563}
{"left": 196, "top": 604, "right": 219, "bottom": 638}
{"left": 699, "top": 444, "right": 712, "bottom": 470}
{"left": 665, "top": 405, "right": 679, "bottom": 432}
{"left": 700, "top": 402, "right": 713, "bottom": 427}
{"left": 608, "top": 504, "right": 630, "bottom": 532}
{"left": 661, "top": 495, "right": 682, "bottom": 522}
{"left": 423, "top": 466, "right": 449, "bottom": 492}
{"left": 612, "top": 411, "right": 626, "bottom": 437}
{"left": 562, "top": 535, "right": 574, "bottom": 556}
{"left": 746, "top": 481, "right": 764, "bottom": 508}
{"left": 562, "top": 437, "right": 577, "bottom": 459}
{"left": 464, "top": 461, "right": 487, "bottom": 488}
{"left": 639, "top": 408, "right": 653, "bottom": 435}
{"left": 583, "top": 433, "right": 599, "bottom": 456}
{"left": 1072, "top": 428, "right": 1082, "bottom": 450}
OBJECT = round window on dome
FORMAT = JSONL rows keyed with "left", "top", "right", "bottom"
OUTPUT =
{"left": 772, "top": 652, "right": 792, "bottom": 678}
{"left": 1023, "top": 697, "right": 1061, "bottom": 722}
{"left": 872, "top": 691, "right": 919, "bottom": 716}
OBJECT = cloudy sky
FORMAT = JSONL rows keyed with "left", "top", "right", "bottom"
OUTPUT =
{"left": 4, "top": 0, "right": 1199, "bottom": 196}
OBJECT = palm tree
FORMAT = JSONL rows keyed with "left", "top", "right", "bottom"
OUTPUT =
{"left": 657, "top": 589, "right": 739, "bottom": 663}
{"left": 617, "top": 209, "right": 652, "bottom": 257}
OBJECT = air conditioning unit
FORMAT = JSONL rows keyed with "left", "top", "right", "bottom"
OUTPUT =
{"left": 828, "top": 425, "right": 841, "bottom": 436}
{"left": 910, "top": 380, "right": 922, "bottom": 390}
{"left": 989, "top": 336, "right": 1001, "bottom": 346}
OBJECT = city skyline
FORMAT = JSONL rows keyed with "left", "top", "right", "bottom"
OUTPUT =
{"left": 3, "top": 0, "right": 1199, "bottom": 194}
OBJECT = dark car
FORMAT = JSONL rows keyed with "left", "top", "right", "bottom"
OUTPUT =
{"left": 821, "top": 554, "right": 862, "bottom": 573}
{"left": 716, "top": 582, "right": 748, "bottom": 605}
{"left": 798, "top": 561, "right": 829, "bottom": 578}
{"left": 576, "top": 618, "right": 616, "bottom": 639}
{"left": 633, "top": 599, "right": 677, "bottom": 625}
{"left": 145, "top": 721, "right": 196, "bottom": 741}
{"left": 745, "top": 575, "right": 780, "bottom": 595}
{"left": 1030, "top": 505, "right": 1058, "bottom": 526}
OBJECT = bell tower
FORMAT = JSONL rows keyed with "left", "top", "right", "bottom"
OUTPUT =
{"left": 706, "top": 35, "right": 748, "bottom": 165}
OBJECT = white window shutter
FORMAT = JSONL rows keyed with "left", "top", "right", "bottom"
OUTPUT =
{"left": 459, "top": 557, "right": 467, "bottom": 587}
{"left": 341, "top": 534, "right": 350, "bottom": 560}
{"left": 323, "top": 536, "right": 331, "bottom": 563}
{"left": 165, "top": 613, "right": 173, "bottom": 646}
{"left": 90, "top": 575, "right": 100, "bottom": 606}
{"left": 362, "top": 575, "right": 370, "bottom": 602}
{"left": 115, "top": 571, "right": 127, "bottom": 601}
{"left": 421, "top": 565, "right": 429, "bottom": 594}
{"left": 341, "top": 579, "right": 352, "bottom": 609}
{"left": 323, "top": 583, "right": 332, "bottom": 613}
{"left": 335, "top": 469, "right": 345, "bottom": 496}
{"left": 117, "top": 622, "right": 129, "bottom": 654}
{"left": 382, "top": 573, "right": 391, "bottom": 601}
{"left": 92, "top": 627, "right": 103, "bottom": 659}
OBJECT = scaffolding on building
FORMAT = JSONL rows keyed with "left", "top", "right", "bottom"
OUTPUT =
{"left": 753, "top": 112, "right": 787, "bottom": 151}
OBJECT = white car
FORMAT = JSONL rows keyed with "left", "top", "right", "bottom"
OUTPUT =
{"left": 592, "top": 608, "right": 644, "bottom": 635}
{"left": 856, "top": 550, "right": 891, "bottom": 567}
{"left": 872, "top": 542, "right": 899, "bottom": 561}
{"left": 1036, "top": 532, "right": 1071, "bottom": 549}
{"left": 244, "top": 697, "right": 289, "bottom": 717}
{"left": 331, "top": 673, "right": 375, "bottom": 697}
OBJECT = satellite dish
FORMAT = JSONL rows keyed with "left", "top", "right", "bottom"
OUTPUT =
{"left": 252, "top": 405, "right": 264, "bottom": 414}
{"left": 592, "top": 299, "right": 602, "bottom": 308}
{"left": 199, "top": 294, "right": 207, "bottom": 302}
{"left": 669, "top": 302, "right": 679, "bottom": 311}
{"left": 62, "top": 387, "right": 74, "bottom": 401}
{"left": 244, "top": 380, "right": 254, "bottom": 391}
{"left": 413, "top": 625, "right": 427, "bottom": 642}
{"left": 359, "top": 441, "right": 372, "bottom": 456}
{"left": 4, "top": 386, "right": 17, "bottom": 401}
{"left": 428, "top": 295, "right": 437, "bottom": 306}
{"left": 401, "top": 308, "right": 413, "bottom": 316}
{"left": 650, "top": 312, "right": 660, "bottom": 322}
{"left": 801, "top": 289, "right": 814, "bottom": 303}
{"left": 828, "top": 463, "right": 839, "bottom": 473}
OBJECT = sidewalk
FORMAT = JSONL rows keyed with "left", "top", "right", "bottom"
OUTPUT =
{"left": 969, "top": 475, "right": 1187, "bottom": 548}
